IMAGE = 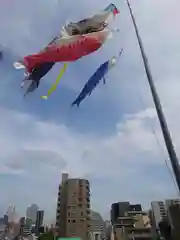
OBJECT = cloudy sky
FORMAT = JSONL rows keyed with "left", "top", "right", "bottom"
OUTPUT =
{"left": 0, "top": 0, "right": 180, "bottom": 222}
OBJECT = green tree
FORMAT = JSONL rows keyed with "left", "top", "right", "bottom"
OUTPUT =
{"left": 39, "top": 231, "right": 54, "bottom": 240}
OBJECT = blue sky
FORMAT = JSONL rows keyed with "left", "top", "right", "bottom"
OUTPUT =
{"left": 0, "top": 0, "right": 180, "bottom": 222}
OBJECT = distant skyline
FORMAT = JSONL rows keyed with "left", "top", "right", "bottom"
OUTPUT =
{"left": 0, "top": 0, "right": 179, "bottom": 221}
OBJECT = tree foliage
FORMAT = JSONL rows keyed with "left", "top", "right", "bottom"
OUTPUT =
{"left": 39, "top": 231, "right": 54, "bottom": 240}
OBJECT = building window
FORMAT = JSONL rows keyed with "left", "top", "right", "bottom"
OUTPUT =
{"left": 78, "top": 204, "right": 82, "bottom": 207}
{"left": 80, "top": 219, "right": 84, "bottom": 222}
{"left": 68, "top": 220, "right": 70, "bottom": 222}
{"left": 81, "top": 212, "right": 83, "bottom": 216}
{"left": 68, "top": 212, "right": 70, "bottom": 216}
{"left": 79, "top": 197, "right": 83, "bottom": 202}
{"left": 72, "top": 220, "right": 76, "bottom": 223}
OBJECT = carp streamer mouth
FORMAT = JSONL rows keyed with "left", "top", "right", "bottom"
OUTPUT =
{"left": 13, "top": 61, "right": 25, "bottom": 69}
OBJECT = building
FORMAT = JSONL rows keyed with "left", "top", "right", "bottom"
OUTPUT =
{"left": 56, "top": 173, "right": 91, "bottom": 240}
{"left": 114, "top": 225, "right": 152, "bottom": 240}
{"left": 111, "top": 202, "right": 143, "bottom": 225}
{"left": 26, "top": 204, "right": 39, "bottom": 224}
{"left": 167, "top": 203, "right": 180, "bottom": 239}
{"left": 126, "top": 227, "right": 152, "bottom": 240}
{"left": 165, "top": 199, "right": 180, "bottom": 208}
{"left": 35, "top": 210, "right": 44, "bottom": 234}
{"left": 111, "top": 202, "right": 129, "bottom": 225}
{"left": 111, "top": 202, "right": 152, "bottom": 240}
{"left": 6, "top": 205, "right": 16, "bottom": 223}
{"left": 22, "top": 224, "right": 32, "bottom": 235}
{"left": 90, "top": 210, "right": 105, "bottom": 240}
{"left": 142, "top": 213, "right": 151, "bottom": 228}
{"left": 151, "top": 201, "right": 167, "bottom": 228}
{"left": 165, "top": 198, "right": 180, "bottom": 227}
{"left": 104, "top": 221, "right": 112, "bottom": 240}
{"left": 129, "top": 204, "right": 142, "bottom": 212}
{"left": 19, "top": 217, "right": 31, "bottom": 235}
{"left": 150, "top": 201, "right": 168, "bottom": 239}
{"left": 56, "top": 173, "right": 68, "bottom": 235}
{"left": 0, "top": 217, "right": 6, "bottom": 233}
{"left": 158, "top": 220, "right": 172, "bottom": 240}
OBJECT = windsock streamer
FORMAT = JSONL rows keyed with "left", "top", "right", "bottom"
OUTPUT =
{"left": 71, "top": 48, "right": 123, "bottom": 107}
{"left": 17, "top": 29, "right": 111, "bottom": 74}
{"left": 13, "top": 4, "right": 120, "bottom": 97}
{"left": 61, "top": 3, "right": 120, "bottom": 36}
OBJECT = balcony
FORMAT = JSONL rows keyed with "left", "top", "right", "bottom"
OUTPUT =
{"left": 127, "top": 228, "right": 152, "bottom": 239}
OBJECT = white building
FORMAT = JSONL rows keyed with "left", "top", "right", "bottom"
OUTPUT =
{"left": 26, "top": 204, "right": 39, "bottom": 224}
{"left": 151, "top": 201, "right": 167, "bottom": 229}
{"left": 6, "top": 205, "right": 16, "bottom": 222}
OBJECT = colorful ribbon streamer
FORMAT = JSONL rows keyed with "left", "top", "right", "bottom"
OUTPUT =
{"left": 41, "top": 63, "right": 68, "bottom": 100}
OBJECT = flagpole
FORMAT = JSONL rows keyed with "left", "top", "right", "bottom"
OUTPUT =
{"left": 126, "top": 0, "right": 180, "bottom": 192}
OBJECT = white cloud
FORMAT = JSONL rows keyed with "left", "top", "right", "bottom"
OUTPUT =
{"left": 0, "top": 105, "right": 178, "bottom": 220}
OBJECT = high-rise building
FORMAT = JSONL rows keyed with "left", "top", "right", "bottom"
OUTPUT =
{"left": 150, "top": 201, "right": 167, "bottom": 239}
{"left": 56, "top": 173, "right": 91, "bottom": 240}
{"left": 26, "top": 204, "right": 39, "bottom": 224}
{"left": 151, "top": 201, "right": 167, "bottom": 228}
{"left": 36, "top": 210, "right": 44, "bottom": 233}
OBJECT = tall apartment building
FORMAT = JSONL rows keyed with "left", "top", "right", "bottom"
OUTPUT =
{"left": 26, "top": 204, "right": 39, "bottom": 224}
{"left": 151, "top": 201, "right": 167, "bottom": 228}
{"left": 36, "top": 210, "right": 44, "bottom": 233}
{"left": 150, "top": 201, "right": 167, "bottom": 239}
{"left": 56, "top": 173, "right": 91, "bottom": 240}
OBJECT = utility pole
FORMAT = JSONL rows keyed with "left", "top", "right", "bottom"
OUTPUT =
{"left": 126, "top": 0, "right": 180, "bottom": 192}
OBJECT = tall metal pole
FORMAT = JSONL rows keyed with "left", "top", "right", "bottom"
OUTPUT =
{"left": 126, "top": 0, "right": 180, "bottom": 192}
